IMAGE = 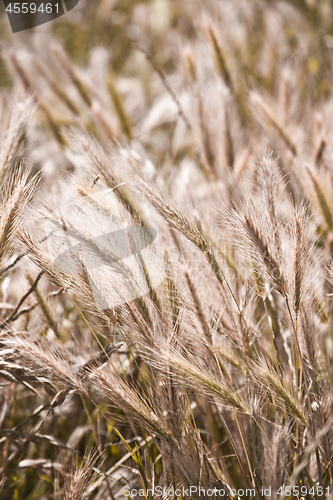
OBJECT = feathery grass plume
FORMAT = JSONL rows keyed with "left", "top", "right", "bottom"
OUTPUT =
{"left": 290, "top": 205, "right": 314, "bottom": 317}
{"left": 243, "top": 398, "right": 265, "bottom": 491}
{"left": 184, "top": 271, "right": 212, "bottom": 345}
{"left": 262, "top": 425, "right": 289, "bottom": 494}
{"left": 0, "top": 164, "right": 40, "bottom": 269}
{"left": 0, "top": 331, "right": 88, "bottom": 395}
{"left": 306, "top": 166, "right": 333, "bottom": 231}
{"left": 0, "top": 477, "right": 6, "bottom": 491}
{"left": 205, "top": 23, "right": 252, "bottom": 128}
{"left": 183, "top": 46, "right": 197, "bottom": 83}
{"left": 64, "top": 128, "right": 148, "bottom": 225}
{"left": 89, "top": 364, "right": 172, "bottom": 441}
{"left": 298, "top": 307, "right": 319, "bottom": 377}
{"left": 250, "top": 356, "right": 307, "bottom": 425}
{"left": 312, "top": 290, "right": 328, "bottom": 323}
{"left": 27, "top": 273, "right": 61, "bottom": 339}
{"left": 207, "top": 25, "right": 233, "bottom": 92}
{"left": 315, "top": 138, "right": 326, "bottom": 167}
{"left": 6, "top": 52, "right": 66, "bottom": 146}
{"left": 250, "top": 92, "right": 297, "bottom": 156}
{"left": 135, "top": 170, "right": 232, "bottom": 283}
{"left": 50, "top": 43, "right": 92, "bottom": 109}
{"left": 197, "top": 91, "right": 216, "bottom": 175}
{"left": 0, "top": 93, "right": 34, "bottom": 182}
{"left": 32, "top": 56, "right": 80, "bottom": 117}
{"left": 19, "top": 228, "right": 110, "bottom": 322}
{"left": 143, "top": 344, "right": 248, "bottom": 413}
{"left": 140, "top": 177, "right": 254, "bottom": 343}
{"left": 255, "top": 154, "right": 283, "bottom": 250}
{"left": 136, "top": 44, "right": 194, "bottom": 136}
{"left": 55, "top": 450, "right": 101, "bottom": 500}
{"left": 224, "top": 105, "right": 235, "bottom": 170}
{"left": 163, "top": 255, "right": 184, "bottom": 338}
{"left": 229, "top": 205, "right": 285, "bottom": 296}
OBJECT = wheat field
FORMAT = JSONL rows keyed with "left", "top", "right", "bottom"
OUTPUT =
{"left": 1, "top": 0, "right": 333, "bottom": 498}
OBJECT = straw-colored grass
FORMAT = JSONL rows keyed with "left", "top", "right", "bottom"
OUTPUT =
{"left": 1, "top": 0, "right": 333, "bottom": 498}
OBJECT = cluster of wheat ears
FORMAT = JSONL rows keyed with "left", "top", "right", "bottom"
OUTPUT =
{"left": 1, "top": 0, "right": 333, "bottom": 498}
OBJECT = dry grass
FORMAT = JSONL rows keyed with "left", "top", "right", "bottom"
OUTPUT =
{"left": 1, "top": 0, "right": 333, "bottom": 498}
